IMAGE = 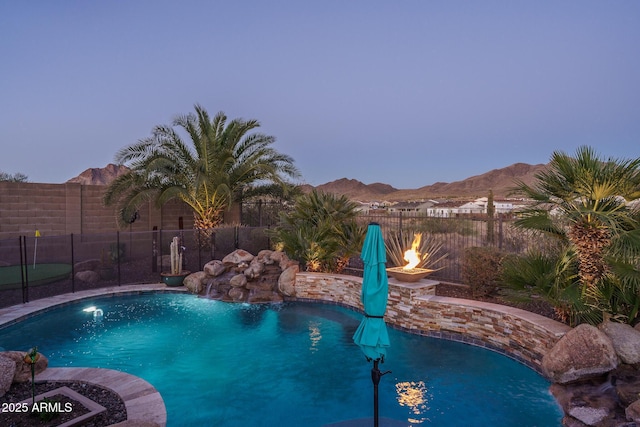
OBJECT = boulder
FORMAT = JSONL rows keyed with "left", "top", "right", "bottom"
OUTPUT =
{"left": 626, "top": 399, "right": 640, "bottom": 423}
{"left": 0, "top": 355, "right": 16, "bottom": 397}
{"left": 204, "top": 260, "right": 227, "bottom": 277}
{"left": 75, "top": 270, "right": 100, "bottom": 284}
{"left": 542, "top": 323, "right": 619, "bottom": 384}
{"left": 278, "top": 265, "right": 298, "bottom": 297}
{"left": 598, "top": 321, "right": 640, "bottom": 365}
{"left": 550, "top": 379, "right": 623, "bottom": 427}
{"left": 228, "top": 287, "right": 246, "bottom": 302}
{"left": 229, "top": 274, "right": 247, "bottom": 288}
{"left": 610, "top": 364, "right": 640, "bottom": 407}
{"left": 256, "top": 250, "right": 273, "bottom": 264}
{"left": 0, "top": 350, "right": 49, "bottom": 382}
{"left": 74, "top": 259, "right": 101, "bottom": 272}
{"left": 183, "top": 271, "right": 207, "bottom": 294}
{"left": 269, "top": 251, "right": 286, "bottom": 265}
{"left": 248, "top": 291, "right": 284, "bottom": 304}
{"left": 244, "top": 259, "right": 265, "bottom": 279}
{"left": 222, "top": 249, "right": 254, "bottom": 265}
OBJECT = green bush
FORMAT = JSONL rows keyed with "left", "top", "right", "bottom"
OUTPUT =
{"left": 268, "top": 190, "right": 365, "bottom": 273}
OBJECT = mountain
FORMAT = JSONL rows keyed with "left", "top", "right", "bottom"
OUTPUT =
{"left": 68, "top": 162, "right": 546, "bottom": 200}
{"left": 304, "top": 163, "right": 547, "bottom": 201}
{"left": 66, "top": 164, "right": 130, "bottom": 185}
{"left": 315, "top": 178, "right": 398, "bottom": 200}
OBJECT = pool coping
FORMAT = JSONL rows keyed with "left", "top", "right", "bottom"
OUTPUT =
{"left": 36, "top": 367, "right": 166, "bottom": 427}
{"left": 0, "top": 283, "right": 187, "bottom": 427}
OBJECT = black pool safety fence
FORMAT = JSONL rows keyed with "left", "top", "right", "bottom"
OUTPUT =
{"left": 0, "top": 226, "right": 272, "bottom": 309}
{"left": 0, "top": 215, "right": 557, "bottom": 309}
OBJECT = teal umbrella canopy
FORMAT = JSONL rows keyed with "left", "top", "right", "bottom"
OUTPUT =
{"left": 353, "top": 223, "right": 390, "bottom": 361}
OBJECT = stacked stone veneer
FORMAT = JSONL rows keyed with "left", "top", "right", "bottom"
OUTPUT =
{"left": 293, "top": 272, "right": 570, "bottom": 373}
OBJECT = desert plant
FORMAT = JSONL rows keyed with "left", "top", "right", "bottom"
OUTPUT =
{"left": 385, "top": 231, "right": 448, "bottom": 271}
{"left": 511, "top": 145, "right": 640, "bottom": 324}
{"left": 461, "top": 246, "right": 504, "bottom": 298}
{"left": 169, "top": 236, "right": 183, "bottom": 275}
{"left": 269, "top": 190, "right": 365, "bottom": 273}
{"left": 24, "top": 346, "right": 39, "bottom": 405}
{"left": 499, "top": 250, "right": 596, "bottom": 325}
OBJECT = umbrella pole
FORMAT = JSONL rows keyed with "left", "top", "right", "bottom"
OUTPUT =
{"left": 371, "top": 359, "right": 391, "bottom": 427}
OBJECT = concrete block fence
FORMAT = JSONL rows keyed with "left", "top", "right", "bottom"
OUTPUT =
{"left": 292, "top": 272, "right": 570, "bottom": 373}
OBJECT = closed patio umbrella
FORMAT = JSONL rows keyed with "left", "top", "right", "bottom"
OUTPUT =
{"left": 352, "top": 222, "right": 391, "bottom": 427}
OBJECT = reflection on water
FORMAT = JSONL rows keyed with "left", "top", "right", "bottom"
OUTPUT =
{"left": 395, "top": 381, "right": 430, "bottom": 424}
{"left": 308, "top": 321, "right": 322, "bottom": 352}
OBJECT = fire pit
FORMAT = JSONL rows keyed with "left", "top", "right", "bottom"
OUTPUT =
{"left": 386, "top": 266, "right": 434, "bottom": 283}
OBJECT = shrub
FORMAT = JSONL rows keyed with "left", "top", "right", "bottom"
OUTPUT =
{"left": 461, "top": 246, "right": 504, "bottom": 298}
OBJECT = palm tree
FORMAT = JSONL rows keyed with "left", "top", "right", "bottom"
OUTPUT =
{"left": 104, "top": 104, "right": 299, "bottom": 233}
{"left": 269, "top": 190, "right": 366, "bottom": 273}
{"left": 511, "top": 146, "right": 640, "bottom": 322}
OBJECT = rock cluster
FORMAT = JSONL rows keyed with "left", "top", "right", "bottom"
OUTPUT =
{"left": 182, "top": 249, "right": 299, "bottom": 304}
{"left": 0, "top": 350, "right": 49, "bottom": 397}
{"left": 542, "top": 321, "right": 640, "bottom": 426}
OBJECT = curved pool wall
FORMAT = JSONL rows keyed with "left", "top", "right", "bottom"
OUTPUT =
{"left": 292, "top": 273, "right": 570, "bottom": 373}
{"left": 0, "top": 272, "right": 570, "bottom": 375}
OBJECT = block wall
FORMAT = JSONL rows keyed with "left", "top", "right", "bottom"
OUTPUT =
{"left": 0, "top": 182, "right": 195, "bottom": 239}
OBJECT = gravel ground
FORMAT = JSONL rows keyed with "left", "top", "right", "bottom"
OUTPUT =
{"left": 0, "top": 381, "right": 126, "bottom": 427}
{"left": 435, "top": 282, "right": 560, "bottom": 321}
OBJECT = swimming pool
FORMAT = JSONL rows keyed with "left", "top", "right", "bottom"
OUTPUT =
{"left": 0, "top": 294, "right": 562, "bottom": 426}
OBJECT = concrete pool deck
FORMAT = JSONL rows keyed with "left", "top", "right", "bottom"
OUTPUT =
{"left": 0, "top": 283, "right": 186, "bottom": 427}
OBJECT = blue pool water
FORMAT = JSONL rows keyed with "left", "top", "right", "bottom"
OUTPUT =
{"left": 0, "top": 294, "right": 562, "bottom": 426}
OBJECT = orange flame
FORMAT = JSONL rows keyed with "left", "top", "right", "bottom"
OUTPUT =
{"left": 402, "top": 233, "right": 422, "bottom": 270}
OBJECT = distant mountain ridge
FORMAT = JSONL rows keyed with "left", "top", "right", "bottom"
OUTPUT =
{"left": 66, "top": 164, "right": 130, "bottom": 185}
{"left": 305, "top": 163, "right": 547, "bottom": 201}
{"left": 69, "top": 162, "right": 547, "bottom": 200}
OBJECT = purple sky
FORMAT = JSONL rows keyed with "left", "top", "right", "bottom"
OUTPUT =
{"left": 1, "top": 1, "right": 639, "bottom": 189}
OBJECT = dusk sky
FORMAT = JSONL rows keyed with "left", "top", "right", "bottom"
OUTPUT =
{"left": 1, "top": 1, "right": 639, "bottom": 189}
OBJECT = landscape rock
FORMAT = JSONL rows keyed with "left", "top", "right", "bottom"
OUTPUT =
{"left": 204, "top": 260, "right": 227, "bottom": 277}
{"left": 229, "top": 274, "right": 247, "bottom": 288}
{"left": 598, "top": 321, "right": 640, "bottom": 365}
{"left": 183, "top": 271, "right": 207, "bottom": 294}
{"left": 75, "top": 270, "right": 100, "bottom": 284}
{"left": 222, "top": 249, "right": 254, "bottom": 265}
{"left": 228, "top": 287, "right": 246, "bottom": 302}
{"left": 0, "top": 350, "right": 49, "bottom": 382}
{"left": 626, "top": 399, "right": 640, "bottom": 423}
{"left": 278, "top": 265, "right": 298, "bottom": 297}
{"left": 609, "top": 364, "right": 640, "bottom": 407}
{"left": 243, "top": 259, "right": 265, "bottom": 279}
{"left": 550, "top": 378, "right": 624, "bottom": 427}
{"left": 256, "top": 250, "right": 274, "bottom": 264}
{"left": 248, "top": 291, "right": 283, "bottom": 304}
{"left": 542, "top": 323, "right": 619, "bottom": 384}
{"left": 74, "top": 259, "right": 101, "bottom": 272}
{"left": 0, "top": 355, "right": 16, "bottom": 397}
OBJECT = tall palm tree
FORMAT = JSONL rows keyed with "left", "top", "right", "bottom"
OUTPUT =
{"left": 103, "top": 104, "right": 299, "bottom": 232}
{"left": 511, "top": 146, "right": 640, "bottom": 319}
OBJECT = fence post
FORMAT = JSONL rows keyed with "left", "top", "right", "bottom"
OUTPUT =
{"left": 19, "top": 236, "right": 27, "bottom": 303}
{"left": 116, "top": 231, "right": 121, "bottom": 286}
{"left": 21, "top": 235, "right": 30, "bottom": 303}
{"left": 70, "top": 233, "right": 75, "bottom": 293}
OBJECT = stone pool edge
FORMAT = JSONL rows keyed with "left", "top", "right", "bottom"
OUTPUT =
{"left": 0, "top": 283, "right": 186, "bottom": 427}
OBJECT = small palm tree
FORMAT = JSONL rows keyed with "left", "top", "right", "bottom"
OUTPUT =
{"left": 270, "top": 190, "right": 366, "bottom": 273}
{"left": 104, "top": 105, "right": 299, "bottom": 235}
{"left": 511, "top": 146, "right": 640, "bottom": 323}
